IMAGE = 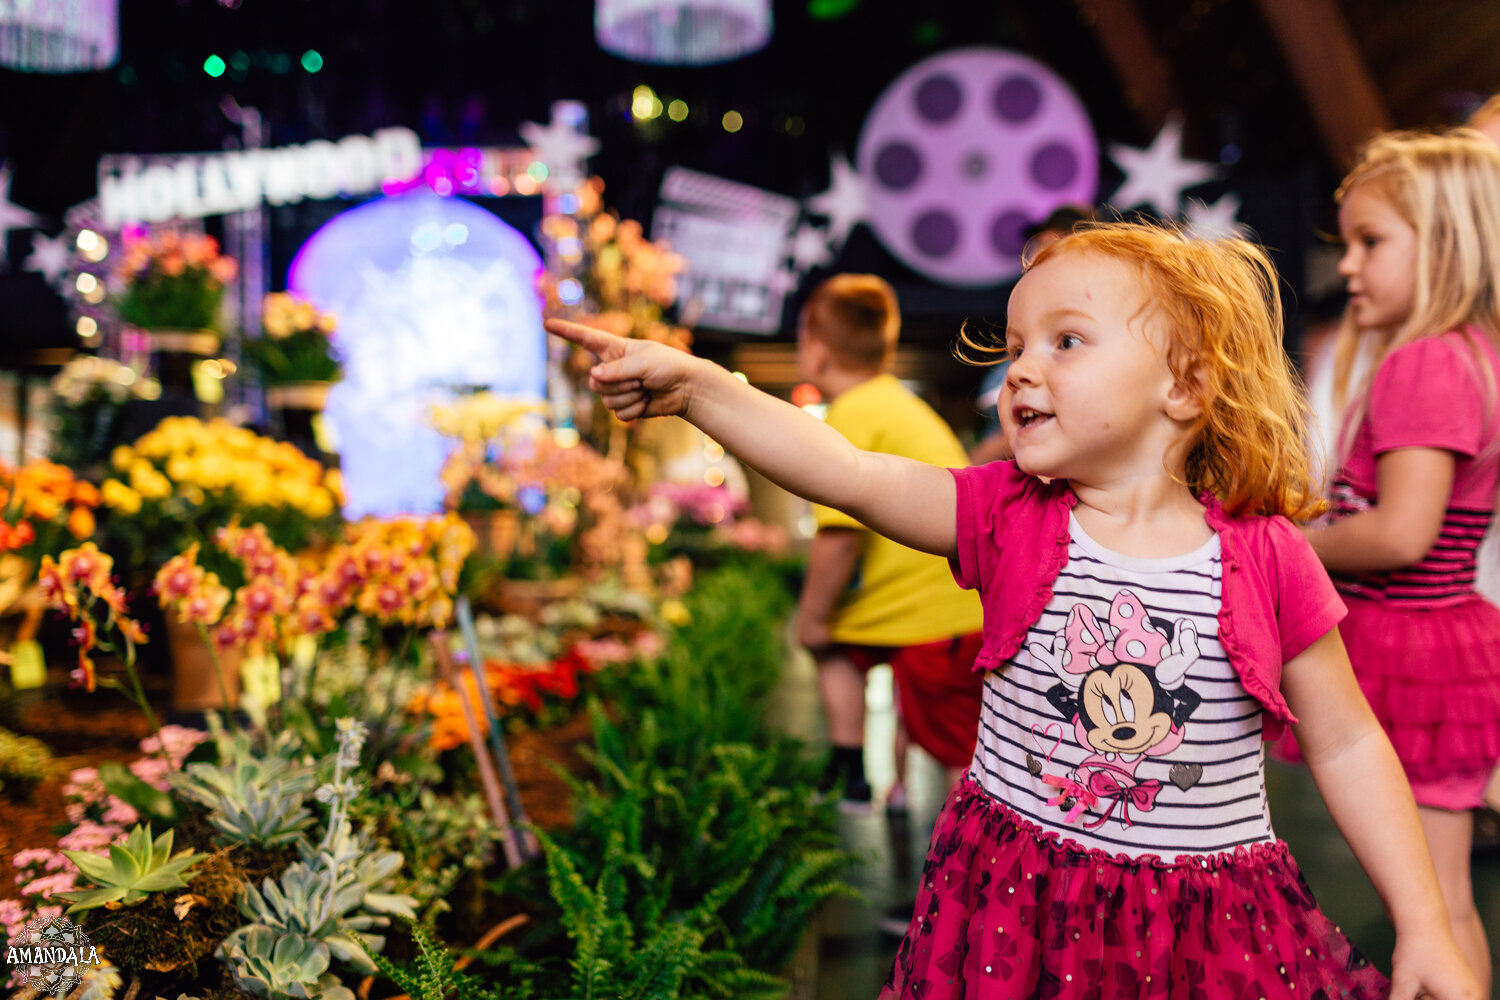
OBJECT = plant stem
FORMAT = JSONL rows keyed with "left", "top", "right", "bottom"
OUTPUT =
{"left": 118, "top": 645, "right": 164, "bottom": 762}
{"left": 195, "top": 622, "right": 236, "bottom": 728}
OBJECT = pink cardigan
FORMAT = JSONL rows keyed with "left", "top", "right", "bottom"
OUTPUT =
{"left": 949, "top": 462, "right": 1346, "bottom": 740}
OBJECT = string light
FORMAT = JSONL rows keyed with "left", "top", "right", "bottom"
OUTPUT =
{"left": 667, "top": 99, "right": 689, "bottom": 122}
{"left": 722, "top": 110, "right": 744, "bottom": 133}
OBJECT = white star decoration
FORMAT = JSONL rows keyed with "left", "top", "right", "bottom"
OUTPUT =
{"left": 806, "top": 154, "right": 868, "bottom": 248}
{"left": 1183, "top": 194, "right": 1249, "bottom": 241}
{"left": 0, "top": 164, "right": 44, "bottom": 266}
{"left": 23, "top": 231, "right": 72, "bottom": 288}
{"left": 789, "top": 222, "right": 833, "bottom": 272}
{"left": 1107, "top": 118, "right": 1217, "bottom": 218}
{"left": 519, "top": 112, "right": 601, "bottom": 192}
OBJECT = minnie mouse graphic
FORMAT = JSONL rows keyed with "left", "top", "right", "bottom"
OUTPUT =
{"left": 1029, "top": 590, "right": 1203, "bottom": 829}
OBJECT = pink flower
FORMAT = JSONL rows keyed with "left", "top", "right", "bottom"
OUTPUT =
{"left": 632, "top": 630, "right": 665, "bottom": 659}
{"left": 21, "top": 870, "right": 79, "bottom": 900}
{"left": 57, "top": 821, "right": 122, "bottom": 854}
{"left": 102, "top": 797, "right": 140, "bottom": 825}
{"left": 574, "top": 637, "right": 633, "bottom": 666}
{"left": 10, "top": 849, "right": 55, "bottom": 877}
{"left": 128, "top": 755, "right": 171, "bottom": 791}
{"left": 0, "top": 897, "right": 27, "bottom": 937}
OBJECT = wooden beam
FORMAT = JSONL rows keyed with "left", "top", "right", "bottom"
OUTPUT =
{"left": 1077, "top": 0, "right": 1180, "bottom": 133}
{"left": 1255, "top": 0, "right": 1393, "bottom": 168}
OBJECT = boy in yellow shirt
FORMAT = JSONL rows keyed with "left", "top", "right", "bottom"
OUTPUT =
{"left": 794, "top": 274, "right": 985, "bottom": 809}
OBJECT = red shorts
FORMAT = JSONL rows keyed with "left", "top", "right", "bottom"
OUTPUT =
{"left": 832, "top": 633, "right": 984, "bottom": 769}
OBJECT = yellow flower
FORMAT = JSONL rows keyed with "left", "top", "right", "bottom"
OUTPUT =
{"left": 660, "top": 599, "right": 691, "bottom": 626}
{"left": 101, "top": 479, "right": 142, "bottom": 515}
{"left": 111, "top": 446, "right": 135, "bottom": 472}
{"left": 129, "top": 465, "right": 172, "bottom": 501}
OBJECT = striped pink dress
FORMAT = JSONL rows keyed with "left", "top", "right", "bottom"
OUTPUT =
{"left": 1329, "top": 327, "right": 1500, "bottom": 808}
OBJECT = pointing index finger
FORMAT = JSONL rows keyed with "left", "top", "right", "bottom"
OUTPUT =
{"left": 545, "top": 318, "right": 619, "bottom": 357}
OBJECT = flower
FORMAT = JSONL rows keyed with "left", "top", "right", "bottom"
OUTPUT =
{"left": 114, "top": 230, "right": 238, "bottom": 331}
{"left": 246, "top": 292, "right": 341, "bottom": 385}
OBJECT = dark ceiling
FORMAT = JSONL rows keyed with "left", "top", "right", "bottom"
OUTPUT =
{"left": 2, "top": 0, "right": 1498, "bottom": 344}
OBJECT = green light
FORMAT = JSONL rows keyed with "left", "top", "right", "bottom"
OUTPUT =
{"left": 300, "top": 49, "right": 323, "bottom": 73}
{"left": 229, "top": 50, "right": 250, "bottom": 71}
{"left": 527, "top": 161, "right": 550, "bottom": 182}
{"left": 809, "top": 0, "right": 860, "bottom": 18}
{"left": 203, "top": 54, "right": 226, "bottom": 77}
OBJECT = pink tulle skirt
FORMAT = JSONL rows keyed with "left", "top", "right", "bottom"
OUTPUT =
{"left": 879, "top": 779, "right": 1388, "bottom": 999}
{"left": 1341, "top": 594, "right": 1500, "bottom": 805}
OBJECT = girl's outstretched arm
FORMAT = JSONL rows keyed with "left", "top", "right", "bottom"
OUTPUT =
{"left": 1281, "top": 629, "right": 1480, "bottom": 1000}
{"left": 547, "top": 318, "right": 959, "bottom": 557}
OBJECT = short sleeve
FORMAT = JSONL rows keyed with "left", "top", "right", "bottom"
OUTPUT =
{"left": 1367, "top": 335, "right": 1488, "bottom": 457}
{"left": 949, "top": 462, "right": 1025, "bottom": 592}
{"left": 812, "top": 396, "right": 879, "bottom": 531}
{"left": 1263, "top": 517, "right": 1347, "bottom": 662}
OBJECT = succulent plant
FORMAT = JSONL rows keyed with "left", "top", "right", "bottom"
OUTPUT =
{"left": 169, "top": 730, "right": 317, "bottom": 848}
{"left": 235, "top": 835, "right": 413, "bottom": 976}
{"left": 58, "top": 823, "right": 202, "bottom": 914}
{"left": 216, "top": 925, "right": 356, "bottom": 1000}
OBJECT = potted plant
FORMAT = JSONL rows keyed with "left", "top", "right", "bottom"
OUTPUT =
{"left": 244, "top": 292, "right": 341, "bottom": 455}
{"left": 114, "top": 231, "right": 238, "bottom": 398}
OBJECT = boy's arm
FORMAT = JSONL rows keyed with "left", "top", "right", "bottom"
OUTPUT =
{"left": 1281, "top": 630, "right": 1478, "bottom": 1000}
{"left": 795, "top": 528, "right": 861, "bottom": 652}
{"left": 1302, "top": 447, "right": 1454, "bottom": 572}
{"left": 548, "top": 318, "right": 959, "bottom": 557}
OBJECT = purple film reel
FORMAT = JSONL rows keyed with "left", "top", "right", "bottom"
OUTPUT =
{"left": 856, "top": 47, "right": 1099, "bottom": 287}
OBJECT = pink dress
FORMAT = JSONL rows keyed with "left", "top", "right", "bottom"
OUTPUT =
{"left": 1328, "top": 328, "right": 1500, "bottom": 808}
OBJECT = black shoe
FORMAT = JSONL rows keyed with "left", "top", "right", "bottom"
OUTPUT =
{"left": 838, "top": 776, "right": 874, "bottom": 814}
{"left": 877, "top": 901, "right": 914, "bottom": 938}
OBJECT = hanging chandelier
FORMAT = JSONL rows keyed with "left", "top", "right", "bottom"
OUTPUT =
{"left": 595, "top": 0, "right": 771, "bottom": 66}
{"left": 0, "top": 0, "right": 118, "bottom": 73}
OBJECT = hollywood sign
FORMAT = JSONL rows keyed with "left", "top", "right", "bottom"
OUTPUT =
{"left": 97, "top": 127, "right": 425, "bottom": 226}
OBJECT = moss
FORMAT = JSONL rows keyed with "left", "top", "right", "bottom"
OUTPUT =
{"left": 0, "top": 726, "right": 52, "bottom": 802}
{"left": 85, "top": 847, "right": 246, "bottom": 977}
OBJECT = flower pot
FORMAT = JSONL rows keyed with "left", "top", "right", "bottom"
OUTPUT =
{"left": 130, "top": 327, "right": 221, "bottom": 412}
{"left": 463, "top": 509, "right": 521, "bottom": 561}
{"left": 265, "top": 381, "right": 334, "bottom": 457}
{"left": 493, "top": 576, "right": 582, "bottom": 617}
{"left": 164, "top": 616, "right": 241, "bottom": 712}
{"left": 264, "top": 381, "right": 332, "bottom": 411}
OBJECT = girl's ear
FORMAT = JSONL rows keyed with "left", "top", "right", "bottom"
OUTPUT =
{"left": 1164, "top": 366, "right": 1207, "bottom": 422}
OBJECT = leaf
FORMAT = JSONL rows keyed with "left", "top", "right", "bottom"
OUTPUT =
{"left": 99, "top": 761, "right": 179, "bottom": 824}
{"left": 61, "top": 848, "right": 118, "bottom": 885}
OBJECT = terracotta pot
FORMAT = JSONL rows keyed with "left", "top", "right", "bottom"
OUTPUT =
{"left": 264, "top": 381, "right": 333, "bottom": 411}
{"left": 164, "top": 617, "right": 241, "bottom": 712}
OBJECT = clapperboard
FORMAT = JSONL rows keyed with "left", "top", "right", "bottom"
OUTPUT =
{"left": 651, "top": 167, "right": 801, "bottom": 335}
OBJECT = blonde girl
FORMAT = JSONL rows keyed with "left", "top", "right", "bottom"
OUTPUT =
{"left": 549, "top": 222, "right": 1476, "bottom": 998}
{"left": 1306, "top": 128, "right": 1500, "bottom": 993}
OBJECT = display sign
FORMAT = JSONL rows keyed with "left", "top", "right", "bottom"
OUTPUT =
{"left": 652, "top": 167, "right": 800, "bottom": 334}
{"left": 97, "top": 128, "right": 425, "bottom": 225}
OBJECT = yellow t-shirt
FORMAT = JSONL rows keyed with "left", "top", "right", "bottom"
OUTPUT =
{"left": 812, "top": 373, "right": 984, "bottom": 645}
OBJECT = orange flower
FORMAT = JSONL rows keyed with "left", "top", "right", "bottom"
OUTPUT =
{"left": 155, "top": 544, "right": 206, "bottom": 604}
{"left": 59, "top": 543, "right": 113, "bottom": 593}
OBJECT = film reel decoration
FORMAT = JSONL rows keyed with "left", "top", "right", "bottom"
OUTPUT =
{"left": 855, "top": 46, "right": 1099, "bottom": 287}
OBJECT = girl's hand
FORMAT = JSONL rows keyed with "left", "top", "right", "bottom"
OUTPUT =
{"left": 546, "top": 318, "right": 699, "bottom": 421}
{"left": 1390, "top": 928, "right": 1481, "bottom": 999}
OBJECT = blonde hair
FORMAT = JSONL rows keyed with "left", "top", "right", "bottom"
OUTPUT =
{"left": 1330, "top": 129, "right": 1500, "bottom": 455}
{"left": 1469, "top": 94, "right": 1500, "bottom": 132}
{"left": 800, "top": 273, "right": 900, "bottom": 371}
{"left": 996, "top": 222, "right": 1323, "bottom": 520}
